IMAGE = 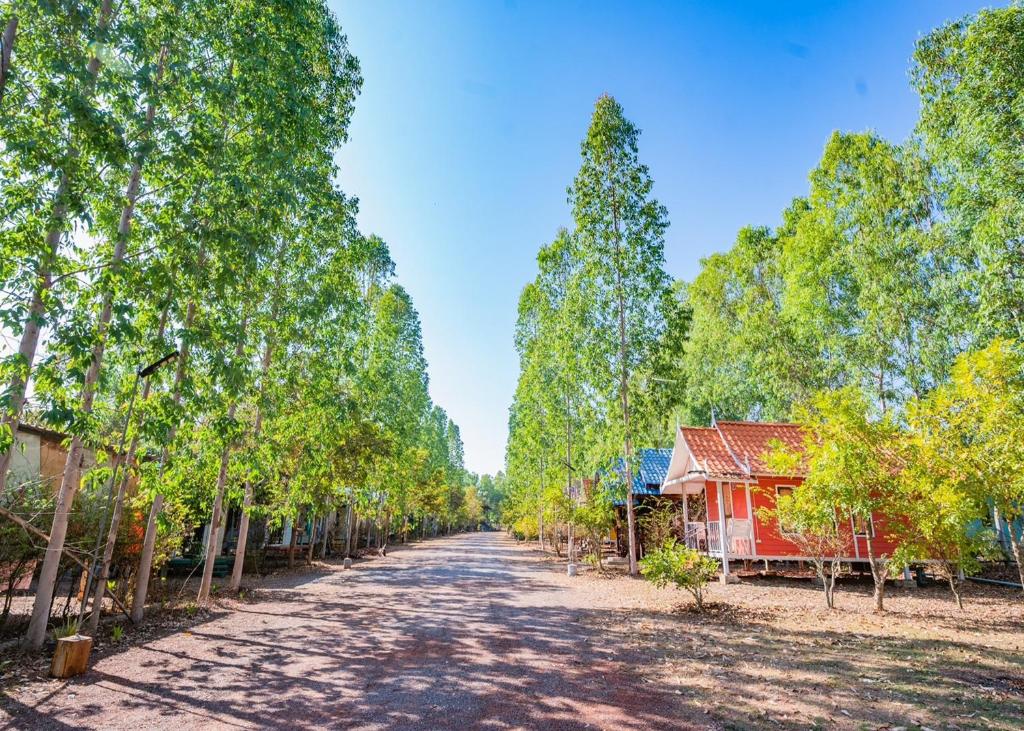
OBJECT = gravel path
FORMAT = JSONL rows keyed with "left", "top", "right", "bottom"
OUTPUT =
{"left": 1, "top": 532, "right": 689, "bottom": 730}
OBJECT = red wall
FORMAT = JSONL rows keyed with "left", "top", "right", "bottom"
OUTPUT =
{"left": 702, "top": 476, "right": 901, "bottom": 560}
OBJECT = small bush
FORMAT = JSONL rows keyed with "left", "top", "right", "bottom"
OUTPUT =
{"left": 51, "top": 618, "right": 80, "bottom": 641}
{"left": 640, "top": 538, "right": 720, "bottom": 612}
{"left": 111, "top": 625, "right": 124, "bottom": 643}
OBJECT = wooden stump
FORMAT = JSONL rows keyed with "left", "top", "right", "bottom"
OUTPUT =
{"left": 51, "top": 634, "right": 93, "bottom": 678}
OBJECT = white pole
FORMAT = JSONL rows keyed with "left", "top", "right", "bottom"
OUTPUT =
{"left": 716, "top": 480, "right": 729, "bottom": 578}
{"left": 744, "top": 483, "right": 756, "bottom": 557}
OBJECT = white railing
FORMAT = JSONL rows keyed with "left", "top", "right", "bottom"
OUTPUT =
{"left": 705, "top": 519, "right": 754, "bottom": 556}
{"left": 707, "top": 520, "right": 723, "bottom": 555}
{"left": 729, "top": 519, "right": 753, "bottom": 556}
{"left": 684, "top": 522, "right": 706, "bottom": 551}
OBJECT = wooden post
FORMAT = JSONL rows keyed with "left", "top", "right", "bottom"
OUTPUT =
{"left": 744, "top": 483, "right": 756, "bottom": 556}
{"left": 716, "top": 481, "right": 732, "bottom": 582}
{"left": 51, "top": 635, "right": 92, "bottom": 679}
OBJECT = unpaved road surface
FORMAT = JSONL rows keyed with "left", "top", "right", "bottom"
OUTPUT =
{"left": 1, "top": 533, "right": 687, "bottom": 730}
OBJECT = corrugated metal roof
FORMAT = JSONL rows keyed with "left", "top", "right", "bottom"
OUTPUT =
{"left": 608, "top": 448, "right": 673, "bottom": 500}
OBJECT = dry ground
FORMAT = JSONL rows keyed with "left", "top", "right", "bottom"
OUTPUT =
{"left": 1, "top": 532, "right": 1022, "bottom": 730}
{"left": 550, "top": 551, "right": 1024, "bottom": 731}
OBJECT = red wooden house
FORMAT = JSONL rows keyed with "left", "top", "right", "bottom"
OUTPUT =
{"left": 660, "top": 418, "right": 901, "bottom": 580}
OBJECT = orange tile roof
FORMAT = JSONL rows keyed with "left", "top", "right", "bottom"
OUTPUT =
{"left": 679, "top": 427, "right": 748, "bottom": 479}
{"left": 715, "top": 420, "right": 806, "bottom": 475}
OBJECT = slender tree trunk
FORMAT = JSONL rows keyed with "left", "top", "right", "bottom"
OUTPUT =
{"left": 27, "top": 276, "right": 118, "bottom": 646}
{"left": 0, "top": 221, "right": 57, "bottom": 497}
{"left": 618, "top": 282, "right": 638, "bottom": 576}
{"left": 1005, "top": 519, "right": 1024, "bottom": 594}
{"left": 864, "top": 534, "right": 887, "bottom": 612}
{"left": 0, "top": 2, "right": 112, "bottom": 512}
{"left": 229, "top": 337, "right": 273, "bottom": 591}
{"left": 197, "top": 429, "right": 232, "bottom": 604}
{"left": 343, "top": 501, "right": 353, "bottom": 556}
{"left": 565, "top": 391, "right": 575, "bottom": 567}
{"left": 24, "top": 19, "right": 157, "bottom": 646}
{"left": 287, "top": 514, "right": 300, "bottom": 568}
{"left": 132, "top": 300, "right": 195, "bottom": 622}
{"left": 608, "top": 193, "right": 639, "bottom": 576}
{"left": 0, "top": 16, "right": 16, "bottom": 106}
{"left": 198, "top": 318, "right": 247, "bottom": 605}
{"left": 307, "top": 515, "right": 316, "bottom": 563}
{"left": 321, "top": 513, "right": 331, "bottom": 556}
{"left": 86, "top": 280, "right": 170, "bottom": 634}
{"left": 948, "top": 572, "right": 964, "bottom": 611}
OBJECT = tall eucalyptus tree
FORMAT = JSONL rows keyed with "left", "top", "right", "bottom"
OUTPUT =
{"left": 568, "top": 95, "right": 670, "bottom": 575}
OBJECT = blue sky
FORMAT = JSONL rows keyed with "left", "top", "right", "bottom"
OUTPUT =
{"left": 331, "top": 1, "right": 991, "bottom": 477}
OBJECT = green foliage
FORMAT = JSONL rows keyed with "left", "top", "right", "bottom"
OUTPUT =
{"left": 640, "top": 539, "right": 719, "bottom": 612}
{"left": 766, "top": 386, "right": 907, "bottom": 610}
{"left": 0, "top": 0, "right": 474, "bottom": 639}
{"left": 905, "top": 339, "right": 1024, "bottom": 592}
{"left": 52, "top": 618, "right": 79, "bottom": 641}
{"left": 505, "top": 96, "right": 677, "bottom": 569}
{"left": 913, "top": 5, "right": 1024, "bottom": 343}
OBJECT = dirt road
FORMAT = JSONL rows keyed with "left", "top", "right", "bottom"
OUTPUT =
{"left": 1, "top": 532, "right": 688, "bottom": 730}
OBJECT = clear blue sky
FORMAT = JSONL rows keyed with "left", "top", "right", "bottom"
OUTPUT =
{"left": 331, "top": 0, "right": 992, "bottom": 477}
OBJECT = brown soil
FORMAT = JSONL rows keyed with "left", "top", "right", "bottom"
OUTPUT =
{"left": 1, "top": 532, "right": 1021, "bottom": 730}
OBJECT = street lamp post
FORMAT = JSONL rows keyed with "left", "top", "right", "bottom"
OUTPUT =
{"left": 77, "top": 351, "right": 178, "bottom": 632}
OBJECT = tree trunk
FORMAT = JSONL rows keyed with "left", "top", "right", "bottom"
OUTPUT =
{"left": 86, "top": 294, "right": 170, "bottom": 634}
{"left": 864, "top": 534, "right": 887, "bottom": 612}
{"left": 0, "top": 224, "right": 57, "bottom": 499}
{"left": 229, "top": 336, "right": 273, "bottom": 591}
{"left": 287, "top": 515, "right": 300, "bottom": 568}
{"left": 612, "top": 205, "right": 639, "bottom": 576}
{"left": 306, "top": 515, "right": 316, "bottom": 563}
{"left": 131, "top": 300, "right": 195, "bottom": 622}
{"left": 130, "top": 494, "right": 162, "bottom": 623}
{"left": 27, "top": 307, "right": 113, "bottom": 645}
{"left": 1006, "top": 520, "right": 1024, "bottom": 594}
{"left": 0, "top": 1, "right": 112, "bottom": 510}
{"left": 198, "top": 315, "right": 247, "bottom": 605}
{"left": 321, "top": 513, "right": 331, "bottom": 556}
{"left": 197, "top": 436, "right": 231, "bottom": 604}
{"left": 538, "top": 509, "right": 544, "bottom": 551}
{"left": 0, "top": 16, "right": 16, "bottom": 106}
{"left": 24, "top": 19, "right": 155, "bottom": 646}
{"left": 343, "top": 502, "right": 354, "bottom": 556}
{"left": 948, "top": 574, "right": 964, "bottom": 611}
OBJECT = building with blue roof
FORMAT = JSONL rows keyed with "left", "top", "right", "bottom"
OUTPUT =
{"left": 607, "top": 448, "right": 673, "bottom": 504}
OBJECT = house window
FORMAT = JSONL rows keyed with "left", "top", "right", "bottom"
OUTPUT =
{"left": 853, "top": 514, "right": 875, "bottom": 538}
{"left": 775, "top": 486, "right": 795, "bottom": 534}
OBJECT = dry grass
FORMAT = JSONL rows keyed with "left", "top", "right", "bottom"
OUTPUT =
{"left": 547, "top": 554, "right": 1024, "bottom": 731}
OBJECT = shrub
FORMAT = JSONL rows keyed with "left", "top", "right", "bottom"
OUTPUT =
{"left": 640, "top": 538, "right": 720, "bottom": 612}
{"left": 52, "top": 618, "right": 80, "bottom": 641}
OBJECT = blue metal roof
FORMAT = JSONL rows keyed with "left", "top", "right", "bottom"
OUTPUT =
{"left": 608, "top": 448, "right": 672, "bottom": 503}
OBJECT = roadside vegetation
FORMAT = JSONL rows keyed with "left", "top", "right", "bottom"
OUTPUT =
{"left": 503, "top": 5, "right": 1024, "bottom": 617}
{"left": 0, "top": 0, "right": 489, "bottom": 649}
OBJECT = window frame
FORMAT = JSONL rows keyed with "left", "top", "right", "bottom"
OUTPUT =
{"left": 775, "top": 485, "right": 796, "bottom": 535}
{"left": 852, "top": 513, "right": 876, "bottom": 538}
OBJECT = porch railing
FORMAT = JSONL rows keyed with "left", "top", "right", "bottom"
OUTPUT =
{"left": 705, "top": 519, "right": 754, "bottom": 556}
{"left": 684, "top": 521, "right": 706, "bottom": 551}
{"left": 707, "top": 520, "right": 723, "bottom": 555}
